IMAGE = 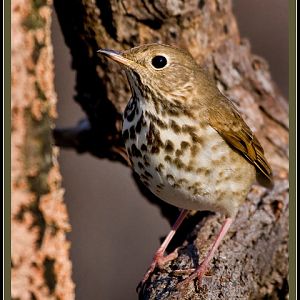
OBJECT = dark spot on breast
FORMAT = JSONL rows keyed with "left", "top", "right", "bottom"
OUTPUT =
{"left": 144, "top": 171, "right": 153, "bottom": 179}
{"left": 155, "top": 163, "right": 165, "bottom": 174}
{"left": 141, "top": 179, "right": 150, "bottom": 187}
{"left": 164, "top": 155, "right": 172, "bottom": 163}
{"left": 146, "top": 123, "right": 154, "bottom": 144}
{"left": 190, "top": 145, "right": 199, "bottom": 157}
{"left": 185, "top": 165, "right": 193, "bottom": 172}
{"left": 190, "top": 132, "right": 203, "bottom": 144}
{"left": 131, "top": 144, "right": 142, "bottom": 158}
{"left": 166, "top": 174, "right": 174, "bottom": 180}
{"left": 131, "top": 70, "right": 143, "bottom": 87}
{"left": 188, "top": 183, "right": 201, "bottom": 195}
{"left": 196, "top": 168, "right": 204, "bottom": 174}
{"left": 181, "top": 141, "right": 190, "bottom": 150}
{"left": 172, "top": 183, "right": 180, "bottom": 189}
{"left": 165, "top": 140, "right": 174, "bottom": 153}
{"left": 212, "top": 158, "right": 222, "bottom": 166}
{"left": 156, "top": 183, "right": 164, "bottom": 189}
{"left": 138, "top": 162, "right": 144, "bottom": 170}
{"left": 151, "top": 146, "right": 160, "bottom": 154}
{"left": 147, "top": 122, "right": 163, "bottom": 153}
{"left": 182, "top": 125, "right": 196, "bottom": 134}
{"left": 140, "top": 174, "right": 149, "bottom": 181}
{"left": 182, "top": 108, "right": 195, "bottom": 118}
{"left": 170, "top": 120, "right": 181, "bottom": 133}
{"left": 187, "top": 160, "right": 195, "bottom": 170}
{"left": 219, "top": 170, "right": 224, "bottom": 177}
{"left": 167, "top": 107, "right": 180, "bottom": 116}
{"left": 178, "top": 178, "right": 188, "bottom": 185}
{"left": 135, "top": 113, "right": 144, "bottom": 133}
{"left": 173, "top": 158, "right": 185, "bottom": 169}
{"left": 173, "top": 99, "right": 182, "bottom": 106}
{"left": 141, "top": 144, "right": 147, "bottom": 151}
{"left": 129, "top": 126, "right": 136, "bottom": 139}
{"left": 205, "top": 169, "right": 211, "bottom": 176}
{"left": 143, "top": 155, "right": 150, "bottom": 166}
{"left": 149, "top": 96, "right": 161, "bottom": 114}
{"left": 124, "top": 98, "right": 137, "bottom": 122}
{"left": 175, "top": 149, "right": 183, "bottom": 157}
{"left": 122, "top": 129, "right": 129, "bottom": 141}
{"left": 145, "top": 111, "right": 167, "bottom": 129}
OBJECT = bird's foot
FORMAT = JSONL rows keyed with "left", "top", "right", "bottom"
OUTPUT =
{"left": 137, "top": 248, "right": 179, "bottom": 292}
{"left": 156, "top": 248, "right": 179, "bottom": 268}
{"left": 136, "top": 210, "right": 190, "bottom": 294}
{"left": 177, "top": 217, "right": 233, "bottom": 290}
{"left": 173, "top": 268, "right": 195, "bottom": 276}
{"left": 176, "top": 262, "right": 209, "bottom": 290}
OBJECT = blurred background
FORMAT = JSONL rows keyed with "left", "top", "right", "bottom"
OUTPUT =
{"left": 52, "top": 1, "right": 288, "bottom": 299}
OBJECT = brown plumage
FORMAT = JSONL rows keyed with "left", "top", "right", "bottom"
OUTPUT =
{"left": 207, "top": 95, "right": 273, "bottom": 188}
{"left": 98, "top": 43, "right": 273, "bottom": 290}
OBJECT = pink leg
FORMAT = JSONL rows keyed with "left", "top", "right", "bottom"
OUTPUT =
{"left": 140, "top": 209, "right": 189, "bottom": 285}
{"left": 178, "top": 217, "right": 233, "bottom": 288}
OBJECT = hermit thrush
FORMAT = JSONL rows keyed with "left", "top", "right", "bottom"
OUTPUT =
{"left": 98, "top": 44, "right": 273, "bottom": 289}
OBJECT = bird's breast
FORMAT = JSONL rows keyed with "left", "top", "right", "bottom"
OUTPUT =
{"left": 122, "top": 102, "right": 256, "bottom": 217}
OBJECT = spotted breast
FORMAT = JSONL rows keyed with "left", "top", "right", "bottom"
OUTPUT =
{"left": 122, "top": 94, "right": 256, "bottom": 218}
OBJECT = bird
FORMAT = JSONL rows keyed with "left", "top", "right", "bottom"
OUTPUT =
{"left": 97, "top": 43, "right": 273, "bottom": 289}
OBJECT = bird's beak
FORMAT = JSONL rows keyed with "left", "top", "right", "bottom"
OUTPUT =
{"left": 97, "top": 49, "right": 135, "bottom": 69}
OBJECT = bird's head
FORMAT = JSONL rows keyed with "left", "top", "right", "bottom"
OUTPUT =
{"left": 98, "top": 44, "right": 214, "bottom": 105}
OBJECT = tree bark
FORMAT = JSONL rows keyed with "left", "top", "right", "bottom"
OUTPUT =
{"left": 11, "top": 0, "right": 74, "bottom": 299}
{"left": 55, "top": 0, "right": 287, "bottom": 299}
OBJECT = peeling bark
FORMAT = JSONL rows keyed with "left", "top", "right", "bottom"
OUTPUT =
{"left": 11, "top": 0, "right": 74, "bottom": 299}
{"left": 51, "top": 0, "right": 289, "bottom": 299}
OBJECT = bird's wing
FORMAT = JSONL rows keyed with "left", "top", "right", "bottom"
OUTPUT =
{"left": 208, "top": 96, "right": 273, "bottom": 188}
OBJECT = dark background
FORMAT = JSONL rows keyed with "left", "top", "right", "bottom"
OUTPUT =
{"left": 52, "top": 1, "right": 288, "bottom": 299}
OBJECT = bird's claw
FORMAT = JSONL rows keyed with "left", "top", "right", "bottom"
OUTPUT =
{"left": 176, "top": 264, "right": 208, "bottom": 290}
{"left": 136, "top": 248, "right": 180, "bottom": 293}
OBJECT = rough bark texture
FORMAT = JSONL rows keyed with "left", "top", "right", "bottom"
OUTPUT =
{"left": 52, "top": 0, "right": 289, "bottom": 299}
{"left": 11, "top": 0, "right": 74, "bottom": 299}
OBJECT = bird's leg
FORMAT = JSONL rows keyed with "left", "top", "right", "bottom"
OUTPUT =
{"left": 178, "top": 217, "right": 233, "bottom": 288}
{"left": 140, "top": 209, "right": 189, "bottom": 285}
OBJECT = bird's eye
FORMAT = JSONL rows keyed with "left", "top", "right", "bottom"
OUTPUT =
{"left": 151, "top": 55, "right": 168, "bottom": 69}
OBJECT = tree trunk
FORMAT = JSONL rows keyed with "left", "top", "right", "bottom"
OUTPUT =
{"left": 12, "top": 0, "right": 288, "bottom": 299}
{"left": 11, "top": 0, "right": 74, "bottom": 299}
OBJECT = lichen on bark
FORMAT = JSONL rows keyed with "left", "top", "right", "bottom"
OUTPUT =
{"left": 11, "top": 0, "right": 74, "bottom": 299}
